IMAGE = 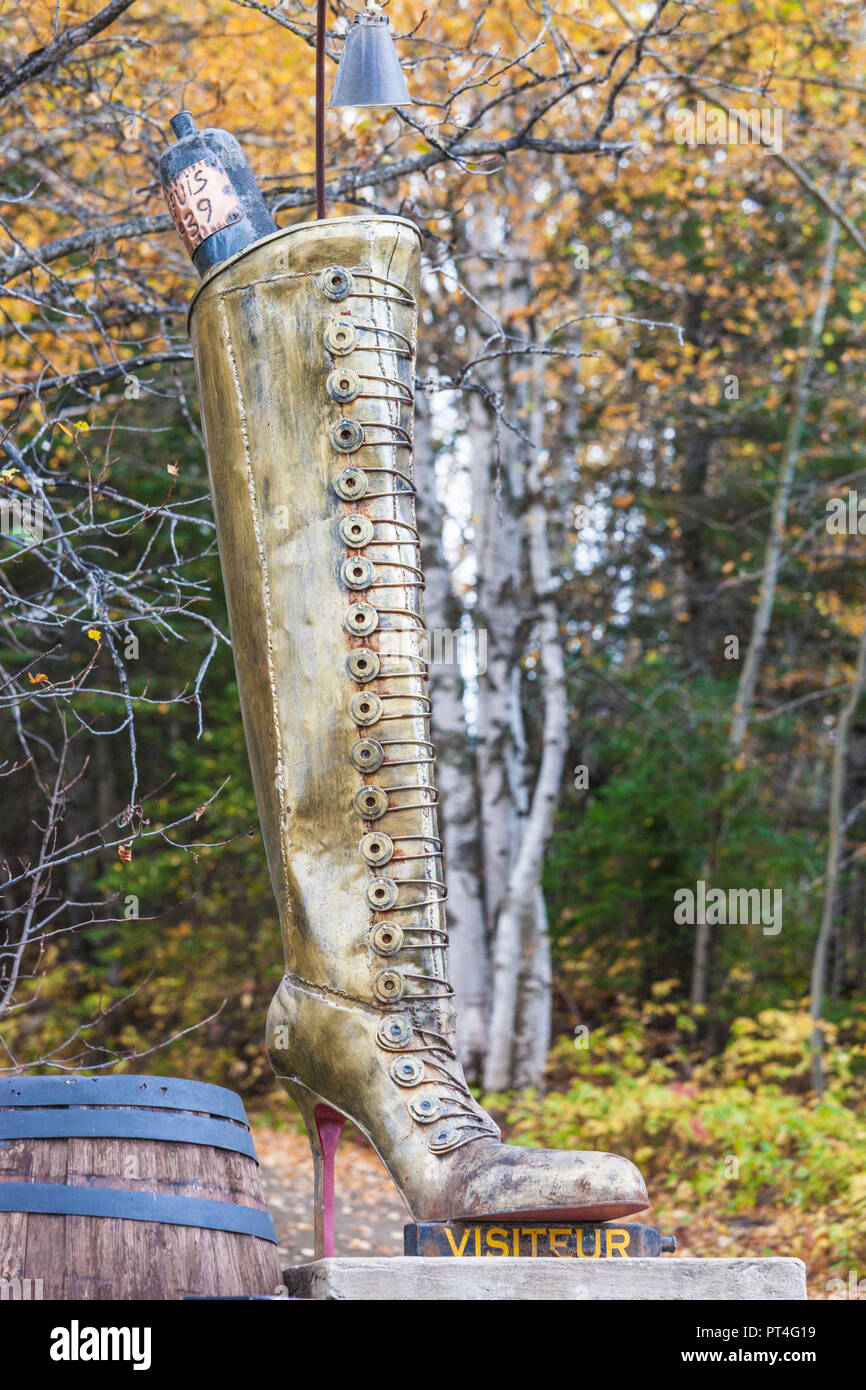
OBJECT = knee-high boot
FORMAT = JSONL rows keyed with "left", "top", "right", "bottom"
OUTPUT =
{"left": 188, "top": 214, "right": 647, "bottom": 1245}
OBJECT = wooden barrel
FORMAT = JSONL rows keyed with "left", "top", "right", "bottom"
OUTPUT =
{"left": 0, "top": 1075, "right": 282, "bottom": 1300}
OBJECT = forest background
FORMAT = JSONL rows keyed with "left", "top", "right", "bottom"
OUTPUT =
{"left": 1, "top": 0, "right": 865, "bottom": 1294}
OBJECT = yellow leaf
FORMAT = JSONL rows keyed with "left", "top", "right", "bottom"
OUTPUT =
{"left": 28, "top": 672, "right": 49, "bottom": 684}
{"left": 87, "top": 628, "right": 102, "bottom": 642}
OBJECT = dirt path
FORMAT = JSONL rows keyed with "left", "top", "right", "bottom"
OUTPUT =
{"left": 254, "top": 1124, "right": 408, "bottom": 1263}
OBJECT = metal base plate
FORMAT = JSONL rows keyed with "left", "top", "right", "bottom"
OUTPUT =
{"left": 404, "top": 1220, "right": 675, "bottom": 1259}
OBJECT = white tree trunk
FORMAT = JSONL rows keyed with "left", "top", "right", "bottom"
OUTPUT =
{"left": 470, "top": 387, "right": 525, "bottom": 947}
{"left": 484, "top": 351, "right": 568, "bottom": 1089}
{"left": 414, "top": 393, "right": 490, "bottom": 1078}
{"left": 513, "top": 886, "right": 553, "bottom": 1090}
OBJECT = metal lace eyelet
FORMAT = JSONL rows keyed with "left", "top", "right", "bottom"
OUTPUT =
{"left": 327, "top": 368, "right": 361, "bottom": 403}
{"left": 366, "top": 877, "right": 398, "bottom": 910}
{"left": 324, "top": 320, "right": 358, "bottom": 355}
{"left": 354, "top": 785, "right": 389, "bottom": 820}
{"left": 330, "top": 419, "right": 364, "bottom": 454}
{"left": 349, "top": 692, "right": 382, "bottom": 726}
{"left": 350, "top": 738, "right": 384, "bottom": 772}
{"left": 340, "top": 557, "right": 374, "bottom": 591}
{"left": 428, "top": 1126, "right": 463, "bottom": 1153}
{"left": 344, "top": 602, "right": 378, "bottom": 636}
{"left": 317, "top": 266, "right": 354, "bottom": 301}
{"left": 360, "top": 831, "right": 393, "bottom": 866}
{"left": 346, "top": 649, "right": 380, "bottom": 683}
{"left": 333, "top": 466, "right": 368, "bottom": 500}
{"left": 339, "top": 514, "right": 374, "bottom": 548}
{"left": 374, "top": 969, "right": 405, "bottom": 1003}
{"left": 369, "top": 922, "right": 403, "bottom": 955}
{"left": 376, "top": 1015, "right": 412, "bottom": 1049}
{"left": 390, "top": 1056, "right": 425, "bottom": 1087}
{"left": 408, "top": 1096, "right": 442, "bottom": 1124}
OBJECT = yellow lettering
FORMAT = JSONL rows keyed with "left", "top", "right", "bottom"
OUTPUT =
{"left": 513, "top": 1228, "right": 520, "bottom": 1256}
{"left": 485, "top": 1228, "right": 509, "bottom": 1256}
{"left": 474, "top": 1226, "right": 481, "bottom": 1256}
{"left": 443, "top": 1226, "right": 471, "bottom": 1257}
{"left": 521, "top": 1227, "right": 542, "bottom": 1257}
{"left": 549, "top": 1227, "right": 571, "bottom": 1258}
{"left": 578, "top": 1227, "right": 601, "bottom": 1257}
{"left": 605, "top": 1228, "right": 630, "bottom": 1257}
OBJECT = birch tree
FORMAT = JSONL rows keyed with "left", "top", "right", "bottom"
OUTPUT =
{"left": 414, "top": 392, "right": 490, "bottom": 1078}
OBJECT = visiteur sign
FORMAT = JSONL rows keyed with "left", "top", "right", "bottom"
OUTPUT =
{"left": 405, "top": 1222, "right": 676, "bottom": 1259}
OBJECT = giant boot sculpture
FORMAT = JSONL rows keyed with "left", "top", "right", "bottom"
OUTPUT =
{"left": 188, "top": 214, "right": 648, "bottom": 1252}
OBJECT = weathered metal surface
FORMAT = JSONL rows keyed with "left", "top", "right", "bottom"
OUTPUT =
{"left": 159, "top": 112, "right": 276, "bottom": 275}
{"left": 189, "top": 214, "right": 649, "bottom": 1226}
{"left": 328, "top": 10, "right": 413, "bottom": 109}
{"left": 404, "top": 1221, "right": 676, "bottom": 1258}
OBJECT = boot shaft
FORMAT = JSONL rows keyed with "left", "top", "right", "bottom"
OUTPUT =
{"left": 190, "top": 216, "right": 453, "bottom": 1031}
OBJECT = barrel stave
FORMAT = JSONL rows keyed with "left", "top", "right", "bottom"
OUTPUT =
{"left": 0, "top": 1079, "right": 281, "bottom": 1300}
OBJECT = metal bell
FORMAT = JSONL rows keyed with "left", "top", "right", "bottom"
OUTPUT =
{"left": 328, "top": 9, "right": 413, "bottom": 109}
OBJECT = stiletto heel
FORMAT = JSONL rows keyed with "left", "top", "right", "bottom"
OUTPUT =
{"left": 283, "top": 1080, "right": 346, "bottom": 1258}
{"left": 312, "top": 1103, "right": 344, "bottom": 1258}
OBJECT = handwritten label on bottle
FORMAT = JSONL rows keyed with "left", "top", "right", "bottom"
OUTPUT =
{"left": 165, "top": 157, "right": 242, "bottom": 254}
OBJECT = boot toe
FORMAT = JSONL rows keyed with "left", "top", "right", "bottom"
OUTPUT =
{"left": 443, "top": 1140, "right": 649, "bottom": 1222}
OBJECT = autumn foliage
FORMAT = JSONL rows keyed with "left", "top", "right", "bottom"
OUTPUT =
{"left": 1, "top": 0, "right": 866, "bottom": 1288}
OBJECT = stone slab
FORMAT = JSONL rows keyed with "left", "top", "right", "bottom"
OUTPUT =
{"left": 284, "top": 1256, "right": 807, "bottom": 1301}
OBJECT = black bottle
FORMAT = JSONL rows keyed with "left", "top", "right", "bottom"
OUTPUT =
{"left": 158, "top": 111, "right": 277, "bottom": 276}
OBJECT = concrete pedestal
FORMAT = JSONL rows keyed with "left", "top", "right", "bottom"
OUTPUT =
{"left": 284, "top": 1256, "right": 807, "bottom": 1301}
